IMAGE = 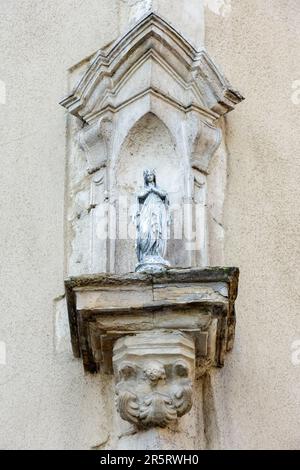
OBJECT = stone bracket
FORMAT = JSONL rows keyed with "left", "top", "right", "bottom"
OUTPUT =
{"left": 77, "top": 114, "right": 113, "bottom": 174}
{"left": 114, "top": 331, "right": 194, "bottom": 428}
{"left": 65, "top": 267, "right": 239, "bottom": 374}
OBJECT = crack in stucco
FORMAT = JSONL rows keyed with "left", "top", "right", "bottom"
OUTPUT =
{"left": 121, "top": 0, "right": 151, "bottom": 6}
{"left": 0, "top": 79, "right": 6, "bottom": 104}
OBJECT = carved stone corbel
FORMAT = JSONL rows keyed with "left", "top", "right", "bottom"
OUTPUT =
{"left": 187, "top": 113, "right": 222, "bottom": 174}
{"left": 114, "top": 332, "right": 194, "bottom": 428}
{"left": 77, "top": 113, "right": 113, "bottom": 174}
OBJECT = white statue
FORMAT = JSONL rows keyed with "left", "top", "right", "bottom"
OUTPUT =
{"left": 135, "top": 169, "right": 170, "bottom": 273}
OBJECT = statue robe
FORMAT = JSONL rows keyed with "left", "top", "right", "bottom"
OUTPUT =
{"left": 136, "top": 186, "right": 168, "bottom": 263}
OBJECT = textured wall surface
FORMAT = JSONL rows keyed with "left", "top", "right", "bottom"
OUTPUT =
{"left": 205, "top": 0, "right": 300, "bottom": 450}
{"left": 0, "top": 0, "right": 119, "bottom": 450}
{"left": 0, "top": 0, "right": 299, "bottom": 449}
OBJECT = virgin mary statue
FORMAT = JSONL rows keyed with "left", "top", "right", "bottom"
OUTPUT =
{"left": 135, "top": 169, "right": 170, "bottom": 273}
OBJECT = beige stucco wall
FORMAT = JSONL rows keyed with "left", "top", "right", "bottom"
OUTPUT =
{"left": 0, "top": 0, "right": 119, "bottom": 450}
{"left": 205, "top": 0, "right": 300, "bottom": 449}
{"left": 0, "top": 0, "right": 299, "bottom": 449}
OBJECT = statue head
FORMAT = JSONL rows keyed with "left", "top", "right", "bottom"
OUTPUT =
{"left": 143, "top": 169, "right": 156, "bottom": 187}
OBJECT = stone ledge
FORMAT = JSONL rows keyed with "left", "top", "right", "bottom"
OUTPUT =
{"left": 65, "top": 267, "right": 239, "bottom": 373}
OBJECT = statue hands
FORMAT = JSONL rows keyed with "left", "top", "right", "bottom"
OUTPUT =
{"left": 149, "top": 186, "right": 167, "bottom": 199}
{"left": 149, "top": 186, "right": 159, "bottom": 196}
{"left": 138, "top": 184, "right": 167, "bottom": 201}
{"left": 138, "top": 186, "right": 152, "bottom": 200}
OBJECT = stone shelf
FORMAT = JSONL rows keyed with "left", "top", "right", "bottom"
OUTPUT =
{"left": 65, "top": 267, "right": 239, "bottom": 374}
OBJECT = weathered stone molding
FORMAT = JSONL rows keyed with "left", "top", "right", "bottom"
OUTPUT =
{"left": 61, "top": 12, "right": 242, "bottom": 190}
{"left": 60, "top": 13, "right": 243, "bottom": 123}
{"left": 65, "top": 267, "right": 238, "bottom": 370}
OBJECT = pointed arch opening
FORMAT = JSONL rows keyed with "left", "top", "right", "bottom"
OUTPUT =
{"left": 114, "top": 112, "right": 186, "bottom": 273}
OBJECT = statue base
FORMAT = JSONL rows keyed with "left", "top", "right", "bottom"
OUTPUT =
{"left": 65, "top": 267, "right": 239, "bottom": 374}
{"left": 135, "top": 256, "right": 170, "bottom": 274}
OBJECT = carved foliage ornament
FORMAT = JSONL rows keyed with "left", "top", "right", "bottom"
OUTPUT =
{"left": 116, "top": 360, "right": 193, "bottom": 428}
{"left": 113, "top": 332, "right": 194, "bottom": 428}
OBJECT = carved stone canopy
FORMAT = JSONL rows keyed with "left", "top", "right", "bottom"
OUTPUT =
{"left": 60, "top": 13, "right": 244, "bottom": 176}
{"left": 65, "top": 267, "right": 239, "bottom": 374}
{"left": 60, "top": 13, "right": 243, "bottom": 124}
{"left": 60, "top": 13, "right": 244, "bottom": 280}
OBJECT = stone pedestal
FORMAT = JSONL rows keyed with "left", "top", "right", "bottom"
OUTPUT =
{"left": 60, "top": 2, "right": 243, "bottom": 452}
{"left": 65, "top": 267, "right": 238, "bottom": 449}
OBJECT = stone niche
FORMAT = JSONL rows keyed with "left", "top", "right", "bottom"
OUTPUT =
{"left": 61, "top": 11, "right": 243, "bottom": 448}
{"left": 61, "top": 12, "right": 243, "bottom": 277}
{"left": 115, "top": 113, "right": 186, "bottom": 273}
